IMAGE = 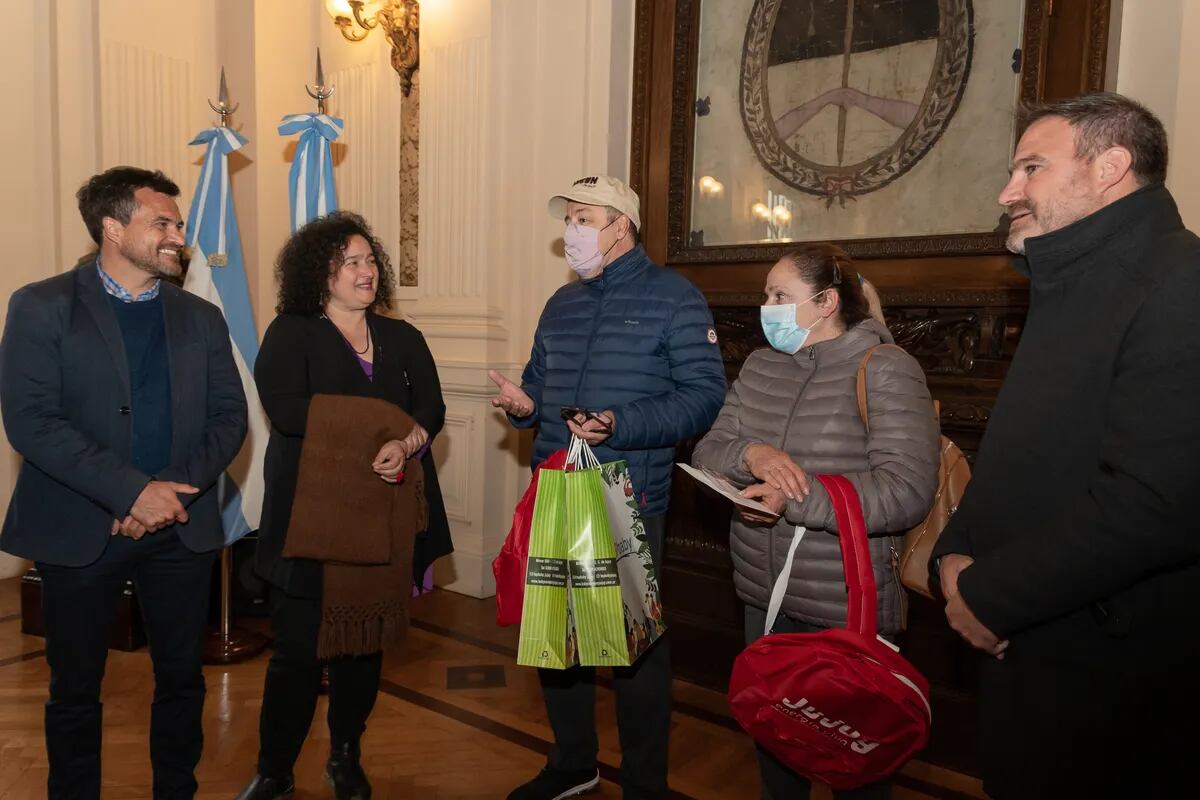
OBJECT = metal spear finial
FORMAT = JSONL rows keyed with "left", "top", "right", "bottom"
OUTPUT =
{"left": 306, "top": 48, "right": 336, "bottom": 115}
{"left": 207, "top": 66, "right": 239, "bottom": 127}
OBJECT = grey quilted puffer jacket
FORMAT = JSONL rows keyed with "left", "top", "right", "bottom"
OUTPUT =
{"left": 691, "top": 318, "right": 939, "bottom": 634}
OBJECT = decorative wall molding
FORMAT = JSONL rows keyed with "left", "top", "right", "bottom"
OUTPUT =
{"left": 432, "top": 360, "right": 527, "bottom": 400}
{"left": 404, "top": 299, "right": 507, "bottom": 341}
{"left": 707, "top": 299, "right": 1025, "bottom": 459}
{"left": 434, "top": 550, "right": 493, "bottom": 598}
{"left": 420, "top": 36, "right": 489, "bottom": 301}
{"left": 328, "top": 59, "right": 403, "bottom": 270}
{"left": 439, "top": 378, "right": 506, "bottom": 400}
{"left": 405, "top": 302, "right": 504, "bottom": 320}
{"left": 405, "top": 319, "right": 508, "bottom": 342}
{"left": 705, "top": 287, "right": 1030, "bottom": 309}
{"left": 877, "top": 287, "right": 1029, "bottom": 307}
{"left": 887, "top": 311, "right": 984, "bottom": 376}
{"left": 1021, "top": 0, "right": 1050, "bottom": 102}
{"left": 628, "top": 0, "right": 655, "bottom": 195}
{"left": 100, "top": 42, "right": 195, "bottom": 195}
{"left": 436, "top": 410, "right": 475, "bottom": 523}
{"left": 1088, "top": 0, "right": 1113, "bottom": 90}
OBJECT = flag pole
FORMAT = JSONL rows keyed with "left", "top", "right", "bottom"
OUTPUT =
{"left": 199, "top": 67, "right": 268, "bottom": 665}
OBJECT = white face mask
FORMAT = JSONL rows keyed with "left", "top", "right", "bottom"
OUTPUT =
{"left": 564, "top": 219, "right": 619, "bottom": 278}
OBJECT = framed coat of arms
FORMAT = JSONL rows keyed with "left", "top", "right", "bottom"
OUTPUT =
{"left": 633, "top": 0, "right": 1111, "bottom": 262}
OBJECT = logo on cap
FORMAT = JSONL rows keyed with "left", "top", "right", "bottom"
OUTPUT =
{"left": 573, "top": 176, "right": 599, "bottom": 187}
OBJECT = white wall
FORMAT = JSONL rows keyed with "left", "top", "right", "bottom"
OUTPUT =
{"left": 1112, "top": 0, "right": 1200, "bottom": 228}
{"left": 410, "top": 0, "right": 635, "bottom": 596}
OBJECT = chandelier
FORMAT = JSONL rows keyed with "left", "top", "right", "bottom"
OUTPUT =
{"left": 324, "top": 0, "right": 420, "bottom": 96}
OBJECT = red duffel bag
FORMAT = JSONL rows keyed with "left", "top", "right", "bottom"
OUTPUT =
{"left": 492, "top": 449, "right": 568, "bottom": 626}
{"left": 728, "top": 474, "right": 932, "bottom": 790}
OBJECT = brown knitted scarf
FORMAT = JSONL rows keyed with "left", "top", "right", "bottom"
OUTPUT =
{"left": 283, "top": 394, "right": 427, "bottom": 659}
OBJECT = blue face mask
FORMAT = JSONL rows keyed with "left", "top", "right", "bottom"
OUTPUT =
{"left": 760, "top": 291, "right": 827, "bottom": 354}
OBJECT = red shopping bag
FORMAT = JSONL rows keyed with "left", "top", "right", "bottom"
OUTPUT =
{"left": 493, "top": 449, "right": 568, "bottom": 626}
{"left": 728, "top": 475, "right": 931, "bottom": 790}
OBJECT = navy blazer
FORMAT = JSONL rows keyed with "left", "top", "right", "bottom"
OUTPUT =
{"left": 0, "top": 259, "right": 248, "bottom": 567}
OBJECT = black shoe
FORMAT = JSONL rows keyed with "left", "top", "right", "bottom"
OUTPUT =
{"left": 234, "top": 773, "right": 294, "bottom": 800}
{"left": 507, "top": 768, "right": 600, "bottom": 800}
{"left": 325, "top": 741, "right": 372, "bottom": 800}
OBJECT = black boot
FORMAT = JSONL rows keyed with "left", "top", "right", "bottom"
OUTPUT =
{"left": 325, "top": 741, "right": 372, "bottom": 800}
{"left": 234, "top": 773, "right": 295, "bottom": 800}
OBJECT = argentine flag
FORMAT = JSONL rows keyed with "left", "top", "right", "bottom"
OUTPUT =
{"left": 184, "top": 126, "right": 267, "bottom": 544}
{"left": 278, "top": 112, "right": 344, "bottom": 229}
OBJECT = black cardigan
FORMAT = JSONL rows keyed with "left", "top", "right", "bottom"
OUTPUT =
{"left": 253, "top": 311, "right": 452, "bottom": 597}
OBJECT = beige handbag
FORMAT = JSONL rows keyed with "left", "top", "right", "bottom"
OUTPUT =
{"left": 856, "top": 345, "right": 971, "bottom": 599}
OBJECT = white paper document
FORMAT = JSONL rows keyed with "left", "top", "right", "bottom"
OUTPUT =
{"left": 676, "top": 463, "right": 780, "bottom": 516}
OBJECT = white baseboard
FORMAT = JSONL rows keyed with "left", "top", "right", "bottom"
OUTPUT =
{"left": 433, "top": 549, "right": 497, "bottom": 599}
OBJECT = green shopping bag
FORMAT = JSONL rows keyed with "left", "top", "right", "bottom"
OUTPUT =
{"left": 598, "top": 458, "right": 666, "bottom": 663}
{"left": 564, "top": 439, "right": 638, "bottom": 667}
{"left": 516, "top": 469, "right": 579, "bottom": 669}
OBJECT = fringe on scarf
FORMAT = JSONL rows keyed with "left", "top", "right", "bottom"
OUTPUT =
{"left": 318, "top": 598, "right": 409, "bottom": 660}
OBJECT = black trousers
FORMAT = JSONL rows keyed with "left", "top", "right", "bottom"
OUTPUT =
{"left": 256, "top": 586, "right": 382, "bottom": 778}
{"left": 538, "top": 514, "right": 671, "bottom": 800}
{"left": 37, "top": 531, "right": 216, "bottom": 800}
{"left": 977, "top": 645, "right": 1191, "bottom": 800}
{"left": 743, "top": 606, "right": 891, "bottom": 800}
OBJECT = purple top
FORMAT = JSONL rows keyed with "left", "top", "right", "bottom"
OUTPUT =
{"left": 355, "top": 352, "right": 374, "bottom": 381}
{"left": 342, "top": 338, "right": 432, "bottom": 459}
{"left": 340, "top": 336, "right": 374, "bottom": 380}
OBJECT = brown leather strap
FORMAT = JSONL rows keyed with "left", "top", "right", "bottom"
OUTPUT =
{"left": 856, "top": 343, "right": 940, "bottom": 434}
{"left": 855, "top": 343, "right": 905, "bottom": 433}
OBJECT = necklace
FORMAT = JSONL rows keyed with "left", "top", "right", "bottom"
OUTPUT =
{"left": 323, "top": 314, "right": 371, "bottom": 355}
{"left": 344, "top": 324, "right": 371, "bottom": 355}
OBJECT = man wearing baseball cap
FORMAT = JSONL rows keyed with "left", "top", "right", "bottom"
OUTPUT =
{"left": 490, "top": 175, "right": 726, "bottom": 799}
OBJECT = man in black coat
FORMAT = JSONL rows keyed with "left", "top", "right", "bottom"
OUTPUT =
{"left": 0, "top": 167, "right": 247, "bottom": 799}
{"left": 932, "top": 93, "right": 1199, "bottom": 798}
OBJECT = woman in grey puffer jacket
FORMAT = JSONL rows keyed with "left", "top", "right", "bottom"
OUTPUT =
{"left": 691, "top": 244, "right": 939, "bottom": 800}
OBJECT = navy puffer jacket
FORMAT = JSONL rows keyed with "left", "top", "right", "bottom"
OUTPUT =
{"left": 513, "top": 245, "right": 726, "bottom": 517}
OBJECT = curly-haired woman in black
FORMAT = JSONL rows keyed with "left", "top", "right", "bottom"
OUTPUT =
{"left": 236, "top": 212, "right": 450, "bottom": 800}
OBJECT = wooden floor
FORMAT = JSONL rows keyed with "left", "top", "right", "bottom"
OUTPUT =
{"left": 0, "top": 578, "right": 987, "bottom": 799}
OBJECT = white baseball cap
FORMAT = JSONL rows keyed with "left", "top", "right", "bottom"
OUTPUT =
{"left": 548, "top": 175, "right": 641, "bottom": 231}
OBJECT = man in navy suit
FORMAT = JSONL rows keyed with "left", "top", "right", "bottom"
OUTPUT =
{"left": 0, "top": 167, "right": 248, "bottom": 799}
